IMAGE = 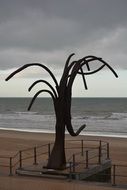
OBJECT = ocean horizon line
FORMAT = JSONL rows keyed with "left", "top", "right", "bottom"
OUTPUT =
{"left": 0, "top": 97, "right": 127, "bottom": 99}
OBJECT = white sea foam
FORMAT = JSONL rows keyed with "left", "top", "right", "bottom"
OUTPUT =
{"left": 0, "top": 111, "right": 127, "bottom": 138}
{"left": 0, "top": 98, "right": 127, "bottom": 138}
{"left": 108, "top": 112, "right": 127, "bottom": 120}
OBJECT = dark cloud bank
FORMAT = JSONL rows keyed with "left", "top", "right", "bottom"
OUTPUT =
{"left": 0, "top": 0, "right": 127, "bottom": 71}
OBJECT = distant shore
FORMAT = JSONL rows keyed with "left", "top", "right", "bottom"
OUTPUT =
{"left": 0, "top": 129, "right": 127, "bottom": 190}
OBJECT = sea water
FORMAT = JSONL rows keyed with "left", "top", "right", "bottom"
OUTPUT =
{"left": 0, "top": 97, "right": 127, "bottom": 138}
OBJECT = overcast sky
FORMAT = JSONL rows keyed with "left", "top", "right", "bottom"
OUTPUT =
{"left": 0, "top": 0, "right": 127, "bottom": 97}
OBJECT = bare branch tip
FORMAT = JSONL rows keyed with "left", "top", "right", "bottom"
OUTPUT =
{"left": 28, "top": 86, "right": 32, "bottom": 92}
{"left": 5, "top": 76, "right": 10, "bottom": 81}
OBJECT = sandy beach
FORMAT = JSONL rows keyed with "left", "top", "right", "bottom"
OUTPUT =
{"left": 0, "top": 129, "right": 127, "bottom": 190}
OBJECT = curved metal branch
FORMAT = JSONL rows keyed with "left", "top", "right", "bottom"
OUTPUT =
{"left": 59, "top": 54, "right": 75, "bottom": 92}
{"left": 78, "top": 64, "right": 105, "bottom": 75}
{"left": 28, "top": 89, "right": 55, "bottom": 111}
{"left": 67, "top": 61, "right": 80, "bottom": 89}
{"left": 80, "top": 67, "right": 88, "bottom": 90}
{"left": 86, "top": 62, "right": 90, "bottom": 71}
{"left": 66, "top": 122, "right": 86, "bottom": 136}
{"left": 64, "top": 53, "right": 75, "bottom": 70}
{"left": 5, "top": 63, "right": 59, "bottom": 89}
{"left": 28, "top": 79, "right": 58, "bottom": 99}
{"left": 67, "top": 56, "right": 99, "bottom": 79}
{"left": 67, "top": 56, "right": 118, "bottom": 93}
{"left": 79, "top": 56, "right": 118, "bottom": 77}
{"left": 65, "top": 93, "right": 86, "bottom": 136}
{"left": 97, "top": 58, "right": 118, "bottom": 78}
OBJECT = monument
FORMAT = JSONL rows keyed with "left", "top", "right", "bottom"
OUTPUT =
{"left": 6, "top": 54, "right": 118, "bottom": 170}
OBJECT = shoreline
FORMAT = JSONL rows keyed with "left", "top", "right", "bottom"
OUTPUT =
{"left": 0, "top": 128, "right": 127, "bottom": 139}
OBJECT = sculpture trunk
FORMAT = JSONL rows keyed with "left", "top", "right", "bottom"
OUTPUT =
{"left": 46, "top": 97, "right": 67, "bottom": 169}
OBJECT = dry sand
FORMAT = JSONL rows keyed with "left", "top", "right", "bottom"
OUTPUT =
{"left": 0, "top": 129, "right": 127, "bottom": 190}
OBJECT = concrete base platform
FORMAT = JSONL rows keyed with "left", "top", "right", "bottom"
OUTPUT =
{"left": 16, "top": 160, "right": 111, "bottom": 182}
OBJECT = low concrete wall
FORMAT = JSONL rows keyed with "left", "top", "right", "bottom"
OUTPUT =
{"left": 70, "top": 160, "right": 111, "bottom": 182}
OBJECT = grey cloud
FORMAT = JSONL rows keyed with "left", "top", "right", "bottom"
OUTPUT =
{"left": 0, "top": 15, "right": 80, "bottom": 51}
{"left": 0, "top": 0, "right": 127, "bottom": 70}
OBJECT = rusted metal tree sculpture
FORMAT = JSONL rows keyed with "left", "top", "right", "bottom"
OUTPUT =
{"left": 6, "top": 54, "right": 118, "bottom": 169}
